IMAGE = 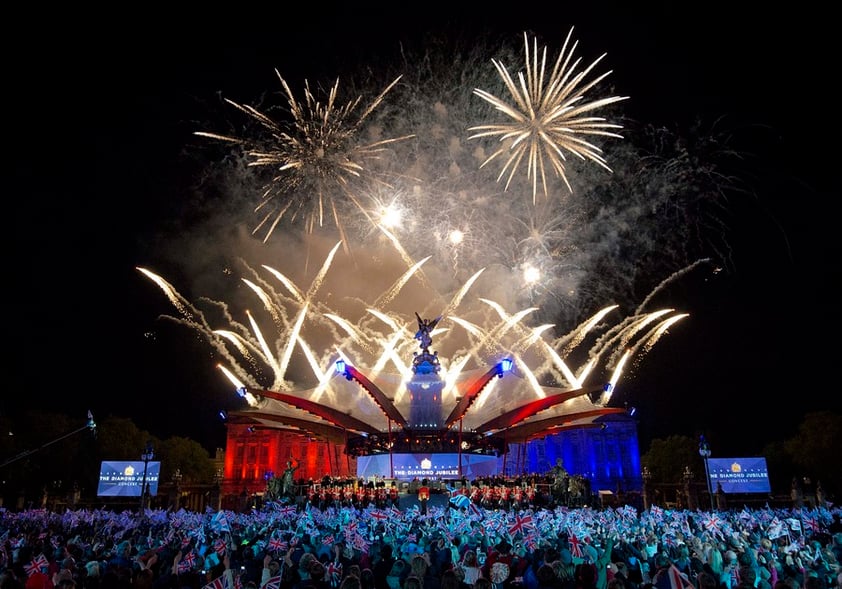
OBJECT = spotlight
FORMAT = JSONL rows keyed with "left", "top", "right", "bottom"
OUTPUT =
{"left": 335, "top": 360, "right": 346, "bottom": 374}
{"left": 496, "top": 358, "right": 514, "bottom": 377}
{"left": 218, "top": 410, "right": 228, "bottom": 421}
{"left": 629, "top": 406, "right": 637, "bottom": 417}
{"left": 236, "top": 386, "right": 247, "bottom": 398}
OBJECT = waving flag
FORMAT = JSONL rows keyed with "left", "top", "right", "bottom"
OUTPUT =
{"left": 211, "top": 511, "right": 231, "bottom": 533}
{"left": 25, "top": 554, "right": 50, "bottom": 577}
{"left": 203, "top": 572, "right": 232, "bottom": 589}
{"left": 767, "top": 518, "right": 786, "bottom": 539}
{"left": 665, "top": 564, "right": 694, "bottom": 589}
{"left": 451, "top": 495, "right": 471, "bottom": 510}
{"left": 508, "top": 514, "right": 535, "bottom": 536}
{"left": 327, "top": 562, "right": 343, "bottom": 587}
{"left": 214, "top": 538, "right": 227, "bottom": 556}
{"left": 268, "top": 536, "right": 287, "bottom": 553}
{"left": 179, "top": 550, "right": 197, "bottom": 573}
{"left": 569, "top": 533, "right": 584, "bottom": 558}
{"left": 263, "top": 575, "right": 282, "bottom": 589}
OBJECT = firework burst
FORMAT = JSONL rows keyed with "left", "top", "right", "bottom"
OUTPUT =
{"left": 468, "top": 28, "right": 629, "bottom": 202}
{"left": 139, "top": 242, "right": 695, "bottom": 435}
{"left": 195, "top": 72, "right": 414, "bottom": 243}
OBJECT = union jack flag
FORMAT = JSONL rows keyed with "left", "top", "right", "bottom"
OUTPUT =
{"left": 352, "top": 534, "right": 369, "bottom": 551}
{"left": 214, "top": 538, "right": 227, "bottom": 556}
{"left": 179, "top": 550, "right": 197, "bottom": 573}
{"left": 211, "top": 511, "right": 231, "bottom": 534}
{"left": 523, "top": 532, "right": 539, "bottom": 551}
{"left": 279, "top": 506, "right": 297, "bottom": 518}
{"left": 322, "top": 535, "right": 335, "bottom": 546}
{"left": 268, "top": 536, "right": 287, "bottom": 553}
{"left": 508, "top": 514, "right": 534, "bottom": 537}
{"left": 702, "top": 513, "right": 723, "bottom": 536}
{"left": 263, "top": 575, "right": 282, "bottom": 589}
{"left": 203, "top": 573, "right": 231, "bottom": 589}
{"left": 25, "top": 554, "right": 49, "bottom": 577}
{"left": 327, "top": 562, "right": 343, "bottom": 587}
{"left": 568, "top": 533, "right": 584, "bottom": 558}
{"left": 802, "top": 515, "right": 820, "bottom": 534}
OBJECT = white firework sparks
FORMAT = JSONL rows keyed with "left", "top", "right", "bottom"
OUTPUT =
{"left": 468, "top": 28, "right": 629, "bottom": 201}
{"left": 195, "top": 72, "right": 414, "bottom": 244}
{"left": 140, "top": 242, "right": 692, "bottom": 433}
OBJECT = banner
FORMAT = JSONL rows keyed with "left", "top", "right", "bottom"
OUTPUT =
{"left": 706, "top": 457, "right": 770, "bottom": 494}
{"left": 97, "top": 461, "right": 161, "bottom": 496}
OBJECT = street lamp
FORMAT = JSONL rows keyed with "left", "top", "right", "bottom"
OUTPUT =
{"left": 642, "top": 466, "right": 652, "bottom": 510}
{"left": 140, "top": 441, "right": 154, "bottom": 510}
{"left": 698, "top": 435, "right": 713, "bottom": 510}
{"left": 683, "top": 466, "right": 695, "bottom": 510}
{"left": 171, "top": 468, "right": 182, "bottom": 509}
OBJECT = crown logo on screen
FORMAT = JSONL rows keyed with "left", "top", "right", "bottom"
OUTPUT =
{"left": 124, "top": 465, "right": 136, "bottom": 476}
{"left": 421, "top": 458, "right": 432, "bottom": 469}
{"left": 730, "top": 462, "right": 741, "bottom": 473}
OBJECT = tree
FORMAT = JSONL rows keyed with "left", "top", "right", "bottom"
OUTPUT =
{"left": 783, "top": 411, "right": 841, "bottom": 500}
{"left": 641, "top": 435, "right": 700, "bottom": 484}
{"left": 157, "top": 436, "right": 215, "bottom": 483}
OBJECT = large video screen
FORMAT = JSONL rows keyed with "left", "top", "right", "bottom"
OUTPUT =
{"left": 356, "top": 453, "right": 498, "bottom": 481}
{"left": 97, "top": 461, "right": 161, "bottom": 497}
{"left": 707, "top": 457, "right": 770, "bottom": 494}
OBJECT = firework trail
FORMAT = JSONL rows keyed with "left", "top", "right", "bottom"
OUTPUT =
{"left": 140, "top": 233, "right": 688, "bottom": 433}
{"left": 143, "top": 27, "right": 747, "bottom": 424}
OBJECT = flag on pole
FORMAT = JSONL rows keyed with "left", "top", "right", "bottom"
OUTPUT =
{"left": 569, "top": 534, "right": 584, "bottom": 558}
{"left": 203, "top": 572, "right": 232, "bottom": 589}
{"left": 25, "top": 554, "right": 50, "bottom": 577}
{"left": 211, "top": 511, "right": 231, "bottom": 533}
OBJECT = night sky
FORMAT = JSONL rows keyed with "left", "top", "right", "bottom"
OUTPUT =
{"left": 9, "top": 6, "right": 838, "bottom": 459}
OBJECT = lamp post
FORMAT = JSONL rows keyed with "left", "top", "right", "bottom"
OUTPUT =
{"left": 213, "top": 468, "right": 223, "bottom": 511}
{"left": 642, "top": 466, "right": 652, "bottom": 510}
{"left": 140, "top": 441, "right": 154, "bottom": 510}
{"left": 683, "top": 465, "right": 695, "bottom": 510}
{"left": 171, "top": 468, "right": 182, "bottom": 510}
{"left": 698, "top": 435, "right": 713, "bottom": 510}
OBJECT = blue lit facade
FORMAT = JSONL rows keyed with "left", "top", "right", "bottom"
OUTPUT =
{"left": 502, "top": 413, "right": 642, "bottom": 493}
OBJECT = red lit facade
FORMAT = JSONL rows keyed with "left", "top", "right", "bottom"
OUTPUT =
{"left": 219, "top": 423, "right": 358, "bottom": 499}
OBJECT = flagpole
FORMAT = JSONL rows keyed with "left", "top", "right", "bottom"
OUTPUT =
{"left": 0, "top": 411, "right": 96, "bottom": 469}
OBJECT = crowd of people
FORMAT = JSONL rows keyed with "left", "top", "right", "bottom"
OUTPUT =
{"left": 1, "top": 489, "right": 840, "bottom": 589}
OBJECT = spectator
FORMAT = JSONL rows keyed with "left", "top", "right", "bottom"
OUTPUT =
{"left": 403, "top": 577, "right": 423, "bottom": 589}
{"left": 386, "top": 561, "right": 407, "bottom": 589}
{"left": 373, "top": 547, "right": 397, "bottom": 589}
{"left": 459, "top": 551, "right": 483, "bottom": 588}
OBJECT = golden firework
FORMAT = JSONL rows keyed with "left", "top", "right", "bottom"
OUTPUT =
{"left": 469, "top": 29, "right": 628, "bottom": 202}
{"left": 196, "top": 72, "right": 413, "bottom": 243}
